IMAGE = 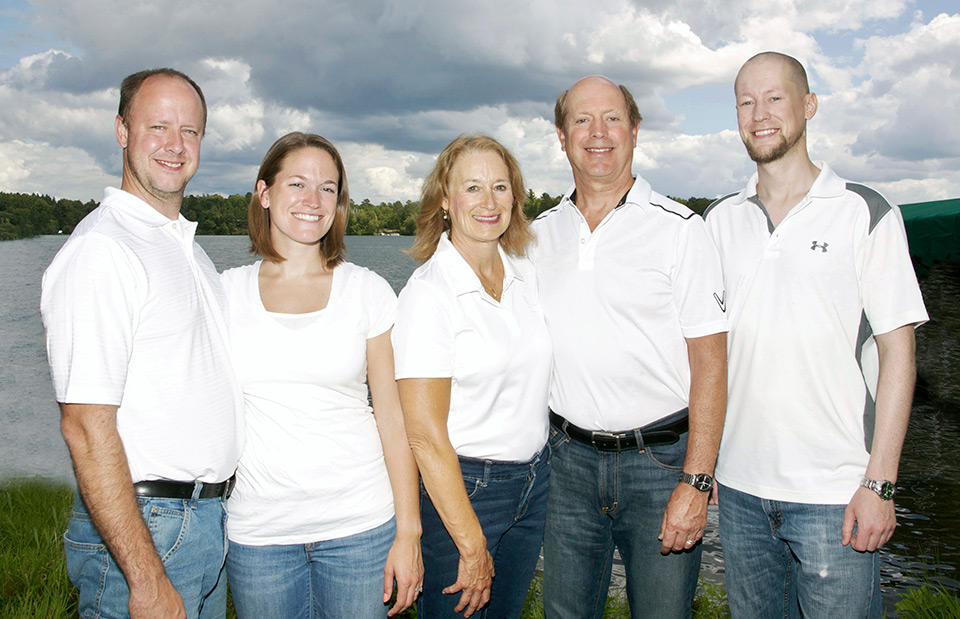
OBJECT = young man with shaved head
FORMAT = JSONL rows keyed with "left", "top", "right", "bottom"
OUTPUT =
{"left": 41, "top": 69, "right": 243, "bottom": 619}
{"left": 531, "top": 75, "right": 728, "bottom": 618}
{"left": 703, "top": 52, "right": 928, "bottom": 618}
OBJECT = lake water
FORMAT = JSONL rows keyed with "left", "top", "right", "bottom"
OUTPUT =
{"left": 2, "top": 235, "right": 957, "bottom": 609}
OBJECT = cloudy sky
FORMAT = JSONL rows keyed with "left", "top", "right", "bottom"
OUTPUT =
{"left": 1, "top": 0, "right": 958, "bottom": 206}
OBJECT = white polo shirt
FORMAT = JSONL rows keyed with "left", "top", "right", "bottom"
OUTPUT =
{"left": 41, "top": 187, "right": 243, "bottom": 484}
{"left": 530, "top": 175, "right": 727, "bottom": 431}
{"left": 393, "top": 235, "right": 551, "bottom": 461}
{"left": 703, "top": 162, "right": 928, "bottom": 504}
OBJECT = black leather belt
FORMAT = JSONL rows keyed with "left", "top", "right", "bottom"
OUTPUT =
{"left": 550, "top": 410, "right": 688, "bottom": 452}
{"left": 133, "top": 475, "right": 236, "bottom": 500}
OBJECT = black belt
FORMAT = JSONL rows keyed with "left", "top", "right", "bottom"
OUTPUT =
{"left": 550, "top": 410, "right": 688, "bottom": 452}
{"left": 133, "top": 475, "right": 236, "bottom": 500}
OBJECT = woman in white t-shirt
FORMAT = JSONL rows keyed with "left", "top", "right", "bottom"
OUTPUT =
{"left": 222, "top": 132, "right": 422, "bottom": 618}
{"left": 392, "top": 135, "right": 552, "bottom": 618}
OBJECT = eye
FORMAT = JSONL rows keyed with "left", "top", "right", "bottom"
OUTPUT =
{"left": 322, "top": 186, "right": 337, "bottom": 194}
{"left": 289, "top": 182, "right": 304, "bottom": 188}
{"left": 184, "top": 129, "right": 199, "bottom": 136}
{"left": 494, "top": 184, "right": 509, "bottom": 191}
{"left": 575, "top": 117, "right": 589, "bottom": 124}
{"left": 738, "top": 100, "right": 753, "bottom": 107}
{"left": 466, "top": 185, "right": 480, "bottom": 192}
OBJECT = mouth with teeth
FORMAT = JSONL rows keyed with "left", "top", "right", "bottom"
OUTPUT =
{"left": 753, "top": 129, "right": 778, "bottom": 137}
{"left": 586, "top": 147, "right": 613, "bottom": 153}
{"left": 292, "top": 213, "right": 322, "bottom": 222}
{"left": 473, "top": 214, "right": 501, "bottom": 224}
{"left": 157, "top": 160, "right": 184, "bottom": 170}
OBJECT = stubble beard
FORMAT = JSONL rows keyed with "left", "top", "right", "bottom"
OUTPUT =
{"left": 745, "top": 127, "right": 805, "bottom": 165}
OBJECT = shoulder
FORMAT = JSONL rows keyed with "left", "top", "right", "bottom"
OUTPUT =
{"left": 646, "top": 193, "right": 697, "bottom": 221}
{"left": 702, "top": 192, "right": 741, "bottom": 220}
{"left": 840, "top": 182, "right": 896, "bottom": 233}
{"left": 220, "top": 262, "right": 259, "bottom": 290}
{"left": 339, "top": 261, "right": 397, "bottom": 300}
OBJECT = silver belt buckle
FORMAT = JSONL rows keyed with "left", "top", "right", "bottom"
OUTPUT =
{"left": 591, "top": 431, "right": 625, "bottom": 450}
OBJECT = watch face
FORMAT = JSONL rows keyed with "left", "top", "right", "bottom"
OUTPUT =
{"left": 880, "top": 482, "right": 896, "bottom": 501}
{"left": 694, "top": 474, "right": 713, "bottom": 492}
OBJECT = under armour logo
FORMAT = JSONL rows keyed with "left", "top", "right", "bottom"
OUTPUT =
{"left": 811, "top": 241, "right": 828, "bottom": 253}
{"left": 713, "top": 291, "right": 726, "bottom": 313}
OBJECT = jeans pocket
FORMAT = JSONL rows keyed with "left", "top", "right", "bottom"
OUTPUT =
{"left": 548, "top": 426, "right": 568, "bottom": 453}
{"left": 464, "top": 476, "right": 484, "bottom": 499}
{"left": 644, "top": 434, "right": 687, "bottom": 470}
{"left": 139, "top": 499, "right": 190, "bottom": 564}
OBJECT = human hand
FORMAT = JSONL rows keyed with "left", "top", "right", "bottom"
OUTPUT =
{"left": 442, "top": 548, "right": 494, "bottom": 617}
{"left": 128, "top": 575, "right": 186, "bottom": 619}
{"left": 384, "top": 534, "right": 424, "bottom": 616}
{"left": 659, "top": 483, "right": 709, "bottom": 554}
{"left": 708, "top": 482, "right": 719, "bottom": 506}
{"left": 842, "top": 487, "right": 896, "bottom": 552}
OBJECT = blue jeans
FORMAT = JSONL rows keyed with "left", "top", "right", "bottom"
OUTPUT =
{"left": 543, "top": 422, "right": 700, "bottom": 619}
{"left": 64, "top": 488, "right": 229, "bottom": 619}
{"left": 225, "top": 518, "right": 396, "bottom": 619}
{"left": 718, "top": 484, "right": 882, "bottom": 619}
{"left": 418, "top": 444, "right": 549, "bottom": 619}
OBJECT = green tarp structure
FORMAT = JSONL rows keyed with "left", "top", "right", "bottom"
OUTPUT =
{"left": 900, "top": 198, "right": 960, "bottom": 267}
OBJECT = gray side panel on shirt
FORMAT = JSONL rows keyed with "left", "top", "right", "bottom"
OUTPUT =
{"left": 846, "top": 183, "right": 892, "bottom": 234}
{"left": 855, "top": 311, "right": 876, "bottom": 452}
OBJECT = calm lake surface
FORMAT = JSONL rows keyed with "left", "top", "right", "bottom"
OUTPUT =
{"left": 2, "top": 235, "right": 957, "bottom": 608}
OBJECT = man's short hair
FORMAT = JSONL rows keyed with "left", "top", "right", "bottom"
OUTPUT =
{"left": 247, "top": 132, "right": 350, "bottom": 268}
{"left": 738, "top": 52, "right": 810, "bottom": 94}
{"left": 554, "top": 82, "right": 643, "bottom": 132}
{"left": 118, "top": 68, "right": 208, "bottom": 135}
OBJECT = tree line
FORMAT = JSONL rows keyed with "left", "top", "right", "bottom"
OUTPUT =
{"left": 0, "top": 190, "right": 712, "bottom": 241}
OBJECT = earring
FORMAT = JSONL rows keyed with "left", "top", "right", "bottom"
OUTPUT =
{"left": 442, "top": 210, "right": 448, "bottom": 220}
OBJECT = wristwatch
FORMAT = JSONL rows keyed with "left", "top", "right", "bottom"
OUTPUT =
{"left": 679, "top": 472, "right": 714, "bottom": 492}
{"left": 860, "top": 476, "right": 896, "bottom": 501}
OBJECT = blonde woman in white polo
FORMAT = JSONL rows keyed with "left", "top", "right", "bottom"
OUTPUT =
{"left": 393, "top": 135, "right": 552, "bottom": 619}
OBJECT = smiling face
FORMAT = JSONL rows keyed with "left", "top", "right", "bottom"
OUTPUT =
{"left": 259, "top": 147, "right": 340, "bottom": 255}
{"left": 557, "top": 76, "right": 639, "bottom": 188}
{"left": 443, "top": 149, "right": 513, "bottom": 256}
{"left": 735, "top": 56, "right": 817, "bottom": 165}
{"left": 116, "top": 74, "right": 204, "bottom": 217}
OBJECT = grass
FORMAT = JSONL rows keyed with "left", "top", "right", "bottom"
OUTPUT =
{"left": 2, "top": 478, "right": 954, "bottom": 619}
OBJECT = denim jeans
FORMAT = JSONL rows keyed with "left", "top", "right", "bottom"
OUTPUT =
{"left": 542, "top": 422, "right": 700, "bottom": 619}
{"left": 225, "top": 517, "right": 395, "bottom": 619}
{"left": 64, "top": 488, "right": 229, "bottom": 619}
{"left": 718, "top": 484, "right": 882, "bottom": 619}
{"left": 418, "top": 444, "right": 549, "bottom": 619}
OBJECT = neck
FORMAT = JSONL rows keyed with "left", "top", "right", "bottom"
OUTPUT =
{"left": 265, "top": 236, "right": 328, "bottom": 277}
{"left": 755, "top": 147, "right": 820, "bottom": 206}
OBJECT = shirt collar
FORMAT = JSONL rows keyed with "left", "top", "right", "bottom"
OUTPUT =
{"left": 103, "top": 187, "right": 198, "bottom": 240}
{"left": 731, "top": 161, "right": 844, "bottom": 205}
{"left": 433, "top": 234, "right": 523, "bottom": 299}
{"left": 561, "top": 173, "right": 653, "bottom": 213}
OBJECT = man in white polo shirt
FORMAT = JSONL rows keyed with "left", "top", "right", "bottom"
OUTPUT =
{"left": 703, "top": 52, "right": 928, "bottom": 618}
{"left": 41, "top": 68, "right": 243, "bottom": 619}
{"left": 531, "top": 75, "right": 728, "bottom": 618}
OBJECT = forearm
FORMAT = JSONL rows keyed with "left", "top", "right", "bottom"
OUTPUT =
{"left": 682, "top": 332, "right": 728, "bottom": 474}
{"left": 866, "top": 325, "right": 917, "bottom": 481}
{"left": 60, "top": 403, "right": 168, "bottom": 589}
{"left": 411, "top": 436, "right": 486, "bottom": 554}
{"left": 377, "top": 413, "right": 423, "bottom": 539}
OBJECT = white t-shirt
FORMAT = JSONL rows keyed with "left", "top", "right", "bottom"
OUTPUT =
{"left": 530, "top": 176, "right": 728, "bottom": 431}
{"left": 704, "top": 162, "right": 929, "bottom": 503}
{"left": 41, "top": 187, "right": 243, "bottom": 483}
{"left": 222, "top": 260, "right": 397, "bottom": 544}
{"left": 393, "top": 235, "right": 551, "bottom": 461}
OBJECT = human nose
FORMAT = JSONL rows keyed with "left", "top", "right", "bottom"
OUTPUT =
{"left": 302, "top": 189, "right": 321, "bottom": 208}
{"left": 753, "top": 101, "right": 769, "bottom": 122}
{"left": 590, "top": 118, "right": 606, "bottom": 138}
{"left": 164, "top": 130, "right": 185, "bottom": 154}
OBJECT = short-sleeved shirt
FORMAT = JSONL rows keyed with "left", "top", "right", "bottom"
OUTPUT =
{"left": 703, "top": 162, "right": 929, "bottom": 503}
{"left": 393, "top": 235, "right": 551, "bottom": 461}
{"left": 530, "top": 175, "right": 728, "bottom": 431}
{"left": 222, "top": 261, "right": 398, "bottom": 544}
{"left": 41, "top": 187, "right": 243, "bottom": 484}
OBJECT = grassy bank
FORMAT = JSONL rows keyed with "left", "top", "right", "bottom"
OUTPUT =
{"left": 2, "top": 479, "right": 956, "bottom": 618}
